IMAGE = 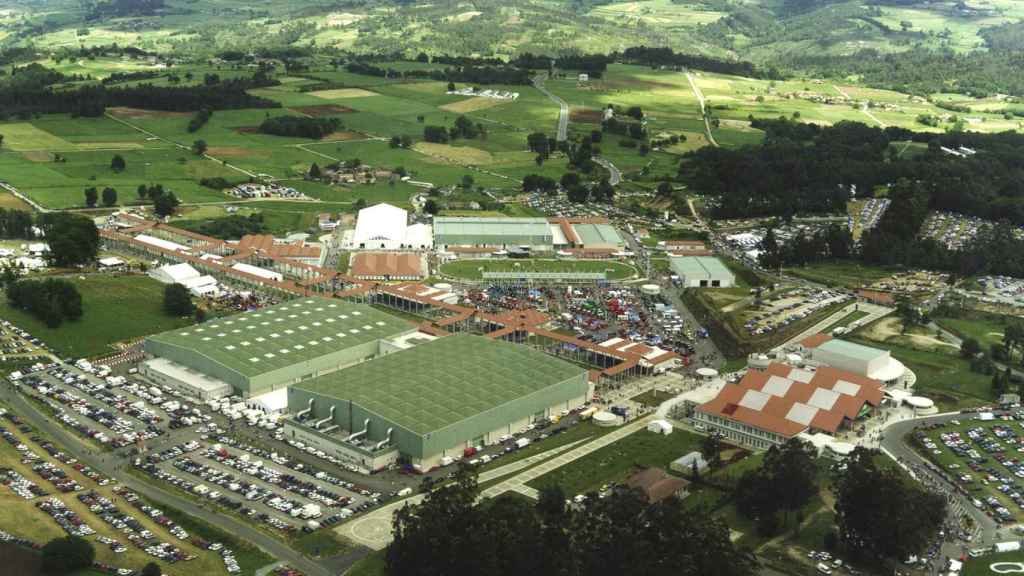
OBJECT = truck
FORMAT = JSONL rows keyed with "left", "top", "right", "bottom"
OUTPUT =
{"left": 579, "top": 406, "right": 599, "bottom": 420}
{"left": 515, "top": 438, "right": 531, "bottom": 450}
{"left": 995, "top": 541, "right": 1021, "bottom": 553}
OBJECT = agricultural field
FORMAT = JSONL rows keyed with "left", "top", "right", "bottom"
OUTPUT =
{"left": 0, "top": 274, "right": 193, "bottom": 359}
{"left": 438, "top": 258, "right": 636, "bottom": 281}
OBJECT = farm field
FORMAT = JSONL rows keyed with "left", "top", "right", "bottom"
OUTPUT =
{"left": 438, "top": 259, "right": 636, "bottom": 281}
{"left": 0, "top": 274, "right": 193, "bottom": 359}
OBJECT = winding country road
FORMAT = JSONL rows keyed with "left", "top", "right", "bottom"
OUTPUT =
{"left": 594, "top": 156, "right": 621, "bottom": 186}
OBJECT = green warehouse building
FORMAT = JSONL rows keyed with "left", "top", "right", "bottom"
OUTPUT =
{"left": 284, "top": 334, "right": 590, "bottom": 472}
{"left": 433, "top": 217, "right": 553, "bottom": 251}
{"left": 143, "top": 297, "right": 415, "bottom": 398}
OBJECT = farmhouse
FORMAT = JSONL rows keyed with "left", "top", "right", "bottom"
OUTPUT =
{"left": 284, "top": 334, "right": 589, "bottom": 471}
{"left": 694, "top": 362, "right": 883, "bottom": 449}
{"left": 143, "top": 297, "right": 415, "bottom": 398}
{"left": 669, "top": 256, "right": 735, "bottom": 288}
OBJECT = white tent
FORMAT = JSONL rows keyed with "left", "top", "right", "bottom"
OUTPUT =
{"left": 98, "top": 256, "right": 125, "bottom": 268}
{"left": 351, "top": 203, "right": 409, "bottom": 250}
{"left": 231, "top": 262, "right": 283, "bottom": 282}
{"left": 403, "top": 223, "right": 434, "bottom": 250}
{"left": 135, "top": 234, "right": 188, "bottom": 253}
{"left": 149, "top": 263, "right": 201, "bottom": 285}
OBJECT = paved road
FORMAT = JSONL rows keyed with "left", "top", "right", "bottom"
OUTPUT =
{"left": 534, "top": 73, "right": 569, "bottom": 141}
{"left": 594, "top": 156, "right": 622, "bottom": 185}
{"left": 780, "top": 302, "right": 893, "bottom": 349}
{"left": 0, "top": 381, "right": 333, "bottom": 576}
{"left": 685, "top": 71, "right": 718, "bottom": 148}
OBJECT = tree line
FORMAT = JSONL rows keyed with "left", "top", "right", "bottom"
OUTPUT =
{"left": 0, "top": 73, "right": 279, "bottom": 118}
{"left": 388, "top": 464, "right": 758, "bottom": 576}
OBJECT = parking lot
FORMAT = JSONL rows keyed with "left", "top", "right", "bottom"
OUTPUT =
{"left": 915, "top": 413, "right": 1024, "bottom": 524}
{"left": 740, "top": 287, "right": 850, "bottom": 336}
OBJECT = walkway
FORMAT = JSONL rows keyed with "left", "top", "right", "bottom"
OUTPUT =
{"left": 480, "top": 415, "right": 655, "bottom": 500}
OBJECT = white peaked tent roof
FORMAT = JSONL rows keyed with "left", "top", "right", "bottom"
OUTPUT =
{"left": 152, "top": 263, "right": 201, "bottom": 284}
{"left": 353, "top": 203, "right": 408, "bottom": 245}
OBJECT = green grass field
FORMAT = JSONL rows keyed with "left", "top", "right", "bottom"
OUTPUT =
{"left": 526, "top": 428, "right": 702, "bottom": 496}
{"left": 0, "top": 274, "right": 192, "bottom": 358}
{"left": 438, "top": 259, "right": 636, "bottom": 281}
{"left": 783, "top": 261, "right": 895, "bottom": 289}
{"left": 935, "top": 312, "right": 1014, "bottom": 351}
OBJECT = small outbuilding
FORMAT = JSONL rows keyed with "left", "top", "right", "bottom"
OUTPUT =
{"left": 625, "top": 468, "right": 689, "bottom": 503}
{"left": 647, "top": 419, "right": 673, "bottom": 435}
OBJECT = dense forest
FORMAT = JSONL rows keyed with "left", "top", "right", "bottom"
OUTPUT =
{"left": 682, "top": 118, "right": 1024, "bottom": 225}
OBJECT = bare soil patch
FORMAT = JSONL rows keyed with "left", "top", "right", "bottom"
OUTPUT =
{"left": 107, "top": 107, "right": 191, "bottom": 119}
{"left": 233, "top": 126, "right": 261, "bottom": 134}
{"left": 21, "top": 151, "right": 52, "bottom": 162}
{"left": 292, "top": 104, "right": 356, "bottom": 116}
{"left": 208, "top": 146, "right": 269, "bottom": 158}
{"left": 439, "top": 97, "right": 510, "bottom": 113}
{"left": 570, "top": 107, "right": 604, "bottom": 123}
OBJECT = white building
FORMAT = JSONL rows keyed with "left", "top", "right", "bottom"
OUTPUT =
{"left": 231, "top": 263, "right": 283, "bottom": 282}
{"left": 347, "top": 203, "right": 432, "bottom": 250}
{"left": 799, "top": 336, "right": 907, "bottom": 386}
{"left": 669, "top": 256, "right": 735, "bottom": 288}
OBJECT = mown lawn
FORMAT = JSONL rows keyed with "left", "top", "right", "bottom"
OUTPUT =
{"left": 0, "top": 274, "right": 192, "bottom": 358}
{"left": 783, "top": 260, "right": 895, "bottom": 289}
{"left": 526, "top": 428, "right": 702, "bottom": 496}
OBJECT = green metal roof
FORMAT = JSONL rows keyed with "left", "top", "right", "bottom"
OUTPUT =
{"left": 573, "top": 223, "right": 624, "bottom": 247}
{"left": 146, "top": 297, "right": 413, "bottom": 377}
{"left": 816, "top": 339, "right": 885, "bottom": 363}
{"left": 433, "top": 217, "right": 552, "bottom": 239}
{"left": 669, "top": 256, "right": 734, "bottom": 279}
{"left": 292, "top": 334, "right": 586, "bottom": 435}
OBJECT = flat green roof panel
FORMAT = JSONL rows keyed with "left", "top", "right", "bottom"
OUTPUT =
{"left": 292, "top": 334, "right": 587, "bottom": 435}
{"left": 146, "top": 297, "right": 413, "bottom": 378}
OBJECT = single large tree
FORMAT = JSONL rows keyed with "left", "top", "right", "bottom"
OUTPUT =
{"left": 111, "top": 154, "right": 126, "bottom": 172}
{"left": 834, "top": 447, "right": 946, "bottom": 564}
{"left": 154, "top": 191, "right": 180, "bottom": 217}
{"left": 41, "top": 213, "right": 99, "bottom": 267}
{"left": 164, "top": 283, "right": 194, "bottom": 316}
{"left": 41, "top": 536, "right": 95, "bottom": 575}
{"left": 192, "top": 139, "right": 208, "bottom": 156}
{"left": 84, "top": 186, "right": 98, "bottom": 208}
{"left": 102, "top": 186, "right": 117, "bottom": 207}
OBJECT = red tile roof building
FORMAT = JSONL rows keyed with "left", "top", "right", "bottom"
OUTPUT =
{"left": 695, "top": 362, "right": 883, "bottom": 449}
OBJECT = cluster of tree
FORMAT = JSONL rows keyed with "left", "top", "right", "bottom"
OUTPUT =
{"left": 733, "top": 439, "right": 819, "bottom": 536}
{"left": 561, "top": 173, "right": 614, "bottom": 204}
{"left": 344, "top": 61, "right": 531, "bottom": 85}
{"left": 0, "top": 208, "right": 36, "bottom": 239}
{"left": 6, "top": 278, "right": 83, "bottom": 328}
{"left": 132, "top": 184, "right": 180, "bottom": 217}
{"left": 258, "top": 116, "right": 341, "bottom": 139}
{"left": 84, "top": 186, "right": 118, "bottom": 208}
{"left": 834, "top": 448, "right": 946, "bottom": 563}
{"left": 188, "top": 107, "right": 212, "bottom": 133}
{"left": 163, "top": 283, "right": 194, "bottom": 317}
{"left": 100, "top": 70, "right": 163, "bottom": 85}
{"left": 41, "top": 535, "right": 95, "bottom": 575}
{"left": 604, "top": 115, "right": 646, "bottom": 140}
{"left": 617, "top": 46, "right": 772, "bottom": 79}
{"left": 198, "top": 177, "right": 235, "bottom": 190}
{"left": 526, "top": 132, "right": 558, "bottom": 158}
{"left": 87, "top": 0, "right": 165, "bottom": 19}
{"left": 423, "top": 116, "right": 486, "bottom": 143}
{"left": 0, "top": 74, "right": 279, "bottom": 118}
{"left": 756, "top": 224, "right": 854, "bottom": 269}
{"left": 388, "top": 135, "right": 414, "bottom": 149}
{"left": 38, "top": 213, "right": 100, "bottom": 267}
{"left": 522, "top": 174, "right": 558, "bottom": 194}
{"left": 177, "top": 213, "right": 267, "bottom": 240}
{"left": 388, "top": 464, "right": 758, "bottom": 576}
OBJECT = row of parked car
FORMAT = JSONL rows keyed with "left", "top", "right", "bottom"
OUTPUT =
{"left": 79, "top": 490, "right": 194, "bottom": 563}
{"left": 206, "top": 444, "right": 351, "bottom": 508}
{"left": 36, "top": 497, "right": 96, "bottom": 537}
